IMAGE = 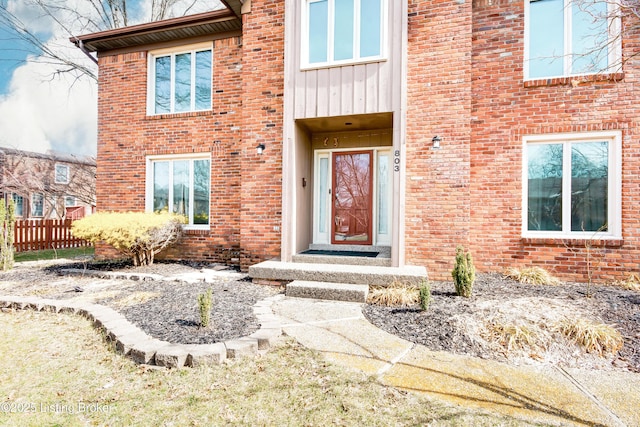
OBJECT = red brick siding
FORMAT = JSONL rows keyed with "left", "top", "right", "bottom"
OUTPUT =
{"left": 468, "top": 0, "right": 640, "bottom": 282}
{"left": 405, "top": 0, "right": 473, "bottom": 279}
{"left": 96, "top": 38, "right": 244, "bottom": 264}
{"left": 239, "top": 0, "right": 285, "bottom": 269}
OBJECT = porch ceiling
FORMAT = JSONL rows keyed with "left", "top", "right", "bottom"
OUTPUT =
{"left": 297, "top": 113, "right": 393, "bottom": 134}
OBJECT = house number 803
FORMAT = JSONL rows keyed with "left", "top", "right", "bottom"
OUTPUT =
{"left": 394, "top": 150, "right": 400, "bottom": 172}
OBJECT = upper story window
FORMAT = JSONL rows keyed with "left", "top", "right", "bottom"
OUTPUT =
{"left": 302, "top": 0, "right": 385, "bottom": 68}
{"left": 146, "top": 154, "right": 211, "bottom": 228}
{"left": 55, "top": 164, "right": 69, "bottom": 184}
{"left": 525, "top": 0, "right": 620, "bottom": 79}
{"left": 148, "top": 43, "right": 212, "bottom": 115}
{"left": 523, "top": 131, "right": 621, "bottom": 240}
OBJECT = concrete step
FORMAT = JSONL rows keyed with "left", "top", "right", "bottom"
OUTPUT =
{"left": 286, "top": 280, "right": 369, "bottom": 303}
{"left": 249, "top": 260, "right": 427, "bottom": 287}
{"left": 291, "top": 253, "right": 391, "bottom": 267}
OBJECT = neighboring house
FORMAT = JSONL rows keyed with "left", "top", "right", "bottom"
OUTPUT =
{"left": 72, "top": 1, "right": 639, "bottom": 281}
{"left": 0, "top": 148, "right": 96, "bottom": 220}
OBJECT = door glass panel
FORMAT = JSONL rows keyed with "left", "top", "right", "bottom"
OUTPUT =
{"left": 377, "top": 152, "right": 389, "bottom": 235}
{"left": 319, "top": 157, "right": 329, "bottom": 233}
{"left": 333, "top": 151, "right": 372, "bottom": 244}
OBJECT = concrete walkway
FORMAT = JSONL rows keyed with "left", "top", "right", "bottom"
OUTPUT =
{"left": 271, "top": 296, "right": 640, "bottom": 427}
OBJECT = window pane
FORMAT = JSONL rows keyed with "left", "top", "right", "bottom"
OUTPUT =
{"left": 309, "top": 0, "right": 329, "bottom": 63}
{"left": 64, "top": 196, "right": 76, "bottom": 207}
{"left": 12, "top": 194, "right": 23, "bottom": 217}
{"left": 572, "top": 2, "right": 608, "bottom": 74}
{"left": 193, "top": 160, "right": 210, "bottom": 225}
{"left": 360, "top": 0, "right": 381, "bottom": 58}
{"left": 154, "top": 56, "right": 171, "bottom": 114}
{"left": 172, "top": 160, "right": 190, "bottom": 218}
{"left": 527, "top": 144, "right": 563, "bottom": 231}
{"left": 571, "top": 141, "right": 608, "bottom": 232}
{"left": 334, "top": 0, "right": 354, "bottom": 61}
{"left": 174, "top": 53, "right": 191, "bottom": 112}
{"left": 195, "top": 50, "right": 212, "bottom": 110}
{"left": 377, "top": 152, "right": 389, "bottom": 234}
{"left": 31, "top": 193, "right": 44, "bottom": 217}
{"left": 529, "top": 0, "right": 564, "bottom": 78}
{"left": 55, "top": 165, "right": 69, "bottom": 183}
{"left": 153, "top": 161, "right": 170, "bottom": 212}
{"left": 318, "top": 157, "right": 328, "bottom": 233}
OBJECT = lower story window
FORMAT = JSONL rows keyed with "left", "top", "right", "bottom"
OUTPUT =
{"left": 523, "top": 131, "right": 621, "bottom": 239}
{"left": 146, "top": 155, "right": 211, "bottom": 228}
{"left": 31, "top": 193, "right": 44, "bottom": 217}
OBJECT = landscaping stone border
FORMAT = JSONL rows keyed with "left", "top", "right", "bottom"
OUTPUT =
{"left": 0, "top": 294, "right": 284, "bottom": 368}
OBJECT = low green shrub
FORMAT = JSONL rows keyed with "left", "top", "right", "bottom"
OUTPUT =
{"left": 198, "top": 289, "right": 213, "bottom": 328}
{"left": 419, "top": 280, "right": 431, "bottom": 311}
{"left": 71, "top": 211, "right": 185, "bottom": 266}
{"left": 0, "top": 199, "right": 16, "bottom": 271}
{"left": 452, "top": 245, "right": 475, "bottom": 298}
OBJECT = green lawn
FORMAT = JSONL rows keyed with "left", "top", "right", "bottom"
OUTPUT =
{"left": 14, "top": 246, "right": 94, "bottom": 263}
{"left": 0, "top": 310, "right": 541, "bottom": 426}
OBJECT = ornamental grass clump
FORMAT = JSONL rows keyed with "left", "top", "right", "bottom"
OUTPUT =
{"left": 452, "top": 245, "right": 475, "bottom": 298}
{"left": 71, "top": 212, "right": 185, "bottom": 266}
{"left": 504, "top": 266, "right": 562, "bottom": 286}
{"left": 557, "top": 317, "right": 623, "bottom": 357}
{"left": 367, "top": 279, "right": 419, "bottom": 306}
{"left": 198, "top": 289, "right": 213, "bottom": 328}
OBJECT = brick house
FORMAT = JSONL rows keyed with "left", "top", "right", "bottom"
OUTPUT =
{"left": 73, "top": 0, "right": 639, "bottom": 282}
{"left": 0, "top": 148, "right": 96, "bottom": 220}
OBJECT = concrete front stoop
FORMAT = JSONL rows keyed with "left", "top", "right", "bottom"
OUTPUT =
{"left": 286, "top": 280, "right": 369, "bottom": 303}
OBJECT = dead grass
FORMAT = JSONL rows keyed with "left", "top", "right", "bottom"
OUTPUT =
{"left": 557, "top": 317, "right": 624, "bottom": 357}
{"left": 484, "top": 320, "right": 541, "bottom": 352}
{"left": 504, "top": 267, "right": 562, "bottom": 286}
{"left": 612, "top": 273, "right": 640, "bottom": 291}
{"left": 111, "top": 291, "right": 159, "bottom": 308}
{"left": 0, "top": 310, "right": 535, "bottom": 426}
{"left": 367, "top": 279, "right": 419, "bottom": 306}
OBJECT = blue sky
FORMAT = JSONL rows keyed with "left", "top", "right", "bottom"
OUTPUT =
{"left": 0, "top": 0, "right": 218, "bottom": 157}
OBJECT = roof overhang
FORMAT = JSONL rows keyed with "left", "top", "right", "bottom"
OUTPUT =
{"left": 70, "top": 2, "right": 243, "bottom": 53}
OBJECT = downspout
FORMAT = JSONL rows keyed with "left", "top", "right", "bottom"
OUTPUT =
{"left": 71, "top": 38, "right": 98, "bottom": 65}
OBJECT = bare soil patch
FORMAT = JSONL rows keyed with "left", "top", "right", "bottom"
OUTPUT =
{"left": 363, "top": 273, "right": 640, "bottom": 373}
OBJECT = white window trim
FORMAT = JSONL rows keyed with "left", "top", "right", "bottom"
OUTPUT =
{"left": 522, "top": 130, "right": 622, "bottom": 240}
{"left": 147, "top": 42, "right": 213, "bottom": 116}
{"left": 300, "top": 0, "right": 388, "bottom": 70}
{"left": 145, "top": 153, "right": 211, "bottom": 230}
{"left": 55, "top": 164, "right": 70, "bottom": 184}
{"left": 523, "top": 0, "right": 621, "bottom": 80}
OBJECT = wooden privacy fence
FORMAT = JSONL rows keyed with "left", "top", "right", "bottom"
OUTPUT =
{"left": 13, "top": 219, "right": 91, "bottom": 252}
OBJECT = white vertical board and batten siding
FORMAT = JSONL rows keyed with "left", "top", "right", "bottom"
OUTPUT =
{"left": 292, "top": 0, "right": 402, "bottom": 119}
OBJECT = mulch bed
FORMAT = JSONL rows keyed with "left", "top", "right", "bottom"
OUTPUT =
{"left": 363, "top": 273, "right": 640, "bottom": 373}
{"left": 2, "top": 260, "right": 638, "bottom": 372}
